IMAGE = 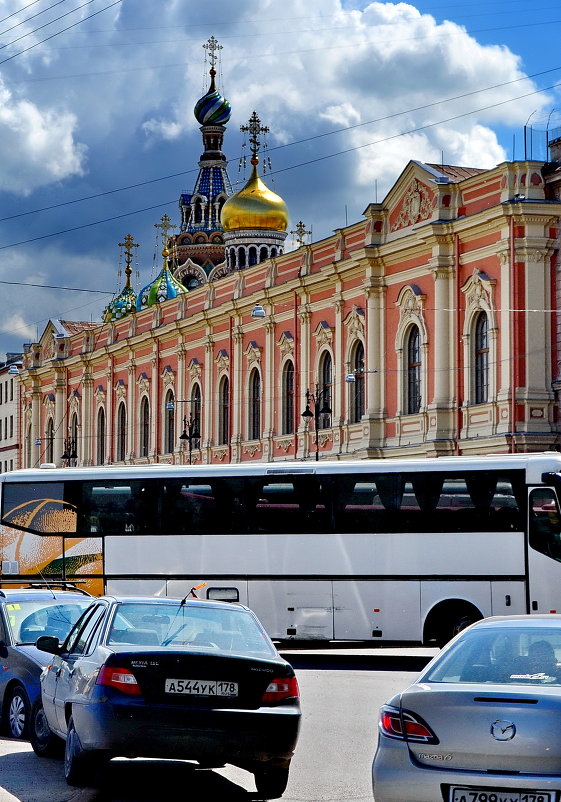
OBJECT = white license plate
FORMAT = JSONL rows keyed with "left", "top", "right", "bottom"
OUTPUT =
{"left": 450, "top": 787, "right": 555, "bottom": 802}
{"left": 164, "top": 678, "right": 238, "bottom": 697}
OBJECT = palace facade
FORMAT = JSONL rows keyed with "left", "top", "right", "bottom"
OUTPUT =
{"left": 16, "top": 150, "right": 561, "bottom": 467}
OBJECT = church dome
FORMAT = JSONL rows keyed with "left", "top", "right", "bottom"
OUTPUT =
{"left": 102, "top": 284, "right": 137, "bottom": 323}
{"left": 136, "top": 252, "right": 188, "bottom": 310}
{"left": 194, "top": 71, "right": 231, "bottom": 126}
{"left": 221, "top": 163, "right": 288, "bottom": 232}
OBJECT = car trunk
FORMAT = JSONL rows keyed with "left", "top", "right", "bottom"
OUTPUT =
{"left": 402, "top": 684, "right": 561, "bottom": 774}
{"left": 105, "top": 649, "right": 290, "bottom": 709}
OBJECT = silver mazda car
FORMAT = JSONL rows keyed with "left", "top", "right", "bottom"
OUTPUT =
{"left": 372, "top": 615, "right": 561, "bottom": 802}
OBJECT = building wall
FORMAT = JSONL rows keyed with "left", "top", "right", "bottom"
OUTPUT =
{"left": 0, "top": 362, "right": 21, "bottom": 472}
{"left": 18, "top": 159, "right": 561, "bottom": 466}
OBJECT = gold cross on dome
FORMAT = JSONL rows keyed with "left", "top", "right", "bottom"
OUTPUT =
{"left": 291, "top": 221, "right": 312, "bottom": 247}
{"left": 118, "top": 234, "right": 139, "bottom": 287}
{"left": 203, "top": 36, "right": 222, "bottom": 69}
{"left": 240, "top": 111, "right": 269, "bottom": 161}
{"left": 154, "top": 214, "right": 176, "bottom": 248}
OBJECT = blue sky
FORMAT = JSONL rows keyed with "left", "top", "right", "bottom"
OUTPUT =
{"left": 0, "top": 0, "right": 560, "bottom": 358}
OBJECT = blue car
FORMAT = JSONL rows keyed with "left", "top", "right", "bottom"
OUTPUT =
{"left": 0, "top": 585, "right": 92, "bottom": 739}
{"left": 32, "top": 595, "right": 301, "bottom": 798}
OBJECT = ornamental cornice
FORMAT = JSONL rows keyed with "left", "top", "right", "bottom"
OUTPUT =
{"left": 215, "top": 348, "right": 229, "bottom": 372}
{"left": 188, "top": 358, "right": 202, "bottom": 381}
{"left": 344, "top": 306, "right": 365, "bottom": 340}
{"left": 277, "top": 331, "right": 294, "bottom": 356}
{"left": 136, "top": 371, "right": 150, "bottom": 395}
{"left": 461, "top": 269, "right": 496, "bottom": 310}
{"left": 318, "top": 431, "right": 333, "bottom": 446}
{"left": 517, "top": 246, "right": 550, "bottom": 263}
{"left": 395, "top": 284, "right": 426, "bottom": 317}
{"left": 161, "top": 365, "right": 175, "bottom": 389}
{"left": 276, "top": 437, "right": 293, "bottom": 453}
{"left": 244, "top": 340, "right": 262, "bottom": 366}
{"left": 43, "top": 393, "right": 55, "bottom": 415}
{"left": 313, "top": 320, "right": 333, "bottom": 347}
{"left": 391, "top": 178, "right": 436, "bottom": 232}
{"left": 243, "top": 443, "right": 261, "bottom": 457}
{"left": 93, "top": 385, "right": 105, "bottom": 406}
{"left": 214, "top": 447, "right": 229, "bottom": 461}
{"left": 114, "top": 379, "right": 127, "bottom": 401}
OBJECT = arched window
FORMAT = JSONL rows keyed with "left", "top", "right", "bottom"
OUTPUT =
{"left": 96, "top": 407, "right": 105, "bottom": 465}
{"left": 191, "top": 384, "right": 201, "bottom": 447}
{"left": 248, "top": 246, "right": 257, "bottom": 266}
{"left": 270, "top": 247, "right": 277, "bottom": 258}
{"left": 282, "top": 361, "right": 295, "bottom": 435}
{"left": 116, "top": 403, "right": 126, "bottom": 462}
{"left": 350, "top": 341, "right": 365, "bottom": 423}
{"left": 140, "top": 396, "right": 150, "bottom": 457}
{"left": 319, "top": 352, "right": 333, "bottom": 429}
{"left": 218, "top": 377, "right": 230, "bottom": 445}
{"left": 229, "top": 248, "right": 236, "bottom": 268}
{"left": 474, "top": 312, "right": 489, "bottom": 404}
{"left": 249, "top": 369, "right": 261, "bottom": 440}
{"left": 46, "top": 418, "right": 54, "bottom": 463}
{"left": 259, "top": 246, "right": 268, "bottom": 262}
{"left": 164, "top": 390, "right": 174, "bottom": 454}
{"left": 194, "top": 198, "right": 203, "bottom": 224}
{"left": 406, "top": 325, "right": 421, "bottom": 414}
{"left": 238, "top": 248, "right": 246, "bottom": 268}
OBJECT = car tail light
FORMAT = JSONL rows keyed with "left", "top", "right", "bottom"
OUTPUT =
{"left": 379, "top": 705, "right": 438, "bottom": 744}
{"left": 97, "top": 666, "right": 141, "bottom": 695}
{"left": 262, "top": 676, "right": 299, "bottom": 704}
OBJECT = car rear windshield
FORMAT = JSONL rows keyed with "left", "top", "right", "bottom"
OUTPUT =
{"left": 106, "top": 602, "right": 278, "bottom": 658}
{"left": 424, "top": 627, "right": 561, "bottom": 686}
{"left": 8, "top": 599, "right": 92, "bottom": 644}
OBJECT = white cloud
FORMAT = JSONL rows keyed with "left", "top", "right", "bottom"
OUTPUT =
{"left": 0, "top": 80, "right": 86, "bottom": 195}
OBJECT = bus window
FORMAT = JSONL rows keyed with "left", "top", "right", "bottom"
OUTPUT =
{"left": 1, "top": 481, "right": 76, "bottom": 534}
{"left": 529, "top": 488, "right": 561, "bottom": 561}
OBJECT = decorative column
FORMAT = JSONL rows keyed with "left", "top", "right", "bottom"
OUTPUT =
{"left": 150, "top": 346, "right": 159, "bottom": 462}
{"left": 364, "top": 277, "right": 386, "bottom": 450}
{"left": 297, "top": 301, "right": 311, "bottom": 458}
{"left": 203, "top": 336, "right": 213, "bottom": 461}
{"left": 53, "top": 368, "right": 65, "bottom": 466}
{"left": 81, "top": 365, "right": 93, "bottom": 466}
{"left": 232, "top": 319, "right": 244, "bottom": 463}
{"left": 30, "top": 379, "right": 42, "bottom": 467}
{"left": 127, "top": 363, "right": 135, "bottom": 461}
{"left": 263, "top": 317, "right": 276, "bottom": 457}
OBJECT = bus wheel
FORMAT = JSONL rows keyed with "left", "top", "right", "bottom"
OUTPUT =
{"left": 424, "top": 602, "right": 482, "bottom": 648}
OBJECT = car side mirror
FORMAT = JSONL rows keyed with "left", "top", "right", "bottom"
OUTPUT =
{"left": 35, "top": 635, "right": 61, "bottom": 655}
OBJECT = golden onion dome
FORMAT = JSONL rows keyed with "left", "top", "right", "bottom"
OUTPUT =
{"left": 221, "top": 162, "right": 288, "bottom": 232}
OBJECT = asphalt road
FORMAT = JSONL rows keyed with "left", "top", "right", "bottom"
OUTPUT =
{"left": 0, "top": 646, "right": 437, "bottom": 802}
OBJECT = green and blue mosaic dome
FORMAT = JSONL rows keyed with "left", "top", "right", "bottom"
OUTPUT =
{"left": 136, "top": 263, "right": 188, "bottom": 310}
{"left": 102, "top": 285, "right": 137, "bottom": 323}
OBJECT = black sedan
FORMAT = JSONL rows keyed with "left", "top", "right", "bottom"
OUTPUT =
{"left": 31, "top": 595, "right": 301, "bottom": 798}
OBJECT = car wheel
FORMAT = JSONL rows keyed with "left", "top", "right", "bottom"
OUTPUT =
{"left": 253, "top": 765, "right": 290, "bottom": 799}
{"left": 64, "top": 717, "right": 98, "bottom": 787}
{"left": 4, "top": 685, "right": 30, "bottom": 739}
{"left": 29, "top": 702, "right": 63, "bottom": 758}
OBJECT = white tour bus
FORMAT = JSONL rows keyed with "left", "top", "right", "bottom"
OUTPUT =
{"left": 1, "top": 453, "right": 561, "bottom": 645}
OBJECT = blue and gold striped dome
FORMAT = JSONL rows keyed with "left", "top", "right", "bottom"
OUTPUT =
{"left": 194, "top": 70, "right": 231, "bottom": 126}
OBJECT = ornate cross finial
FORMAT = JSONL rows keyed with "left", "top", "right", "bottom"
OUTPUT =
{"left": 154, "top": 214, "right": 177, "bottom": 248}
{"left": 118, "top": 234, "right": 139, "bottom": 287}
{"left": 240, "top": 111, "right": 269, "bottom": 163}
{"left": 291, "top": 220, "right": 312, "bottom": 248}
{"left": 203, "top": 36, "right": 222, "bottom": 70}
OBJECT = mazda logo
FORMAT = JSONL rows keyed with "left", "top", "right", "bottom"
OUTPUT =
{"left": 490, "top": 720, "right": 516, "bottom": 741}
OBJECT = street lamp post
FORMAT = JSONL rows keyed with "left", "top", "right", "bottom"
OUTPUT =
{"left": 167, "top": 400, "right": 200, "bottom": 464}
{"left": 179, "top": 412, "right": 200, "bottom": 465}
{"left": 61, "top": 435, "right": 77, "bottom": 467}
{"left": 301, "top": 383, "right": 332, "bottom": 461}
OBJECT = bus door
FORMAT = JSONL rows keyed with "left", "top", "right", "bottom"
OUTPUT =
{"left": 527, "top": 486, "right": 561, "bottom": 614}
